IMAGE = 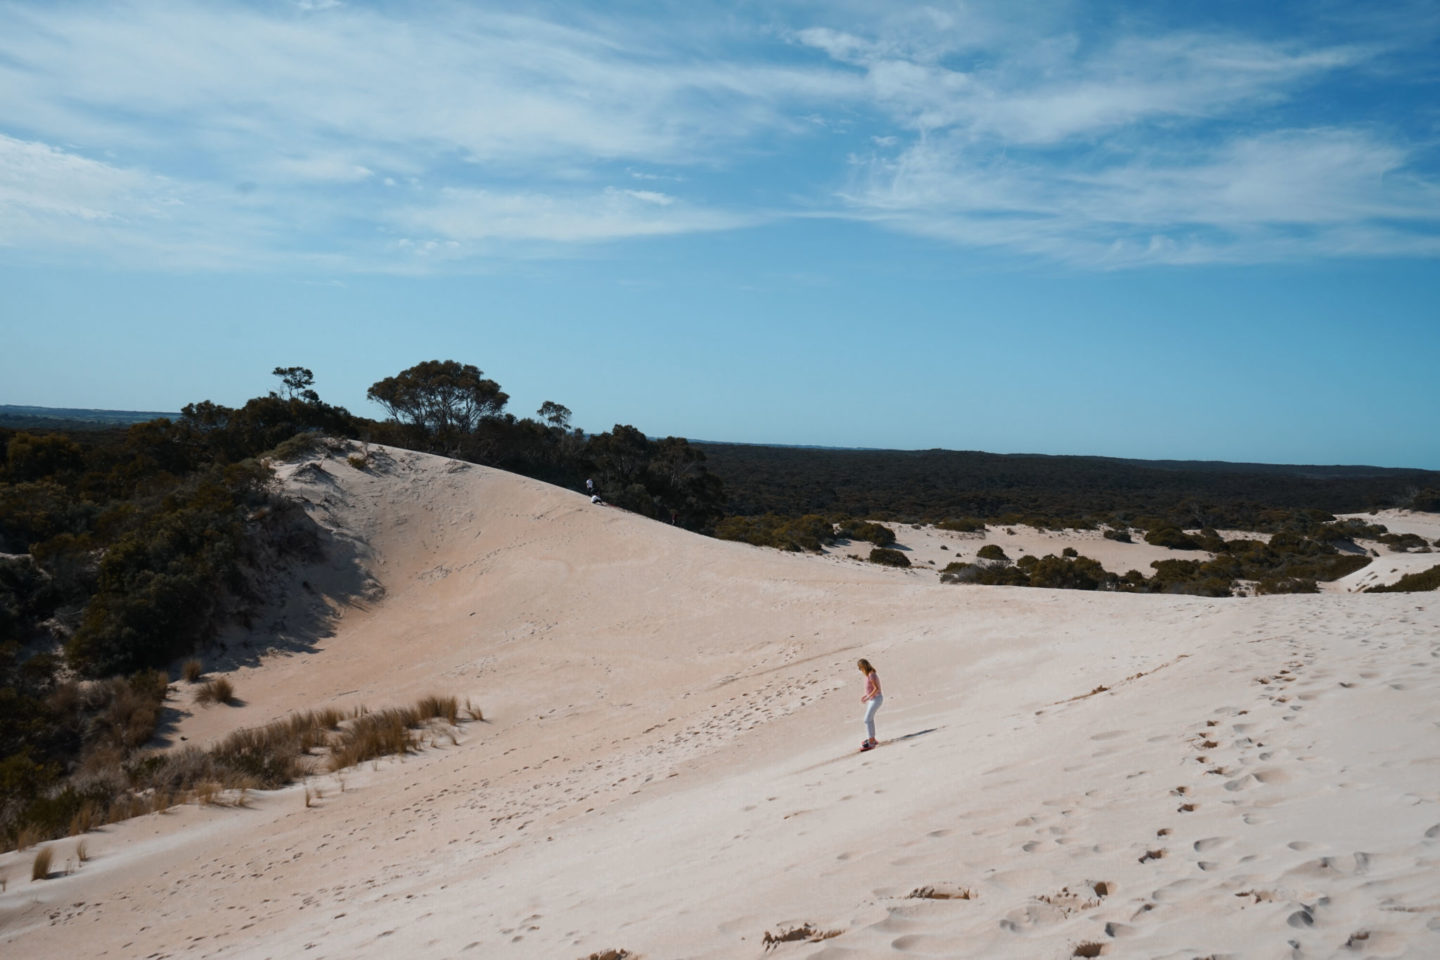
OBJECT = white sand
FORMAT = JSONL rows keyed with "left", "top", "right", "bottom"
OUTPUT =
{"left": 2, "top": 442, "right": 1437, "bottom": 959}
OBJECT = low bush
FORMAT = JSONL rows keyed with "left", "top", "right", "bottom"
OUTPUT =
{"left": 1377, "top": 532, "right": 1430, "bottom": 552}
{"left": 265, "top": 432, "right": 326, "bottom": 463}
{"left": 194, "top": 677, "right": 236, "bottom": 706}
{"left": 868, "top": 548, "right": 910, "bottom": 568}
{"left": 1144, "top": 527, "right": 1201, "bottom": 550}
{"left": 976, "top": 544, "right": 1008, "bottom": 562}
{"left": 714, "top": 513, "right": 837, "bottom": 552}
{"left": 1367, "top": 564, "right": 1440, "bottom": 593}
{"left": 838, "top": 519, "right": 896, "bottom": 547}
{"left": 937, "top": 517, "right": 985, "bottom": 533}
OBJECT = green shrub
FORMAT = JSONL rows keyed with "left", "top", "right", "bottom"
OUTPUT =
{"left": 839, "top": 519, "right": 896, "bottom": 547}
{"left": 868, "top": 548, "right": 910, "bottom": 568}
{"left": 1377, "top": 532, "right": 1429, "bottom": 552}
{"left": 1024, "top": 554, "right": 1114, "bottom": 590}
{"left": 1103, "top": 528, "right": 1132, "bottom": 543}
{"left": 937, "top": 517, "right": 985, "bottom": 533}
{"left": 1367, "top": 564, "right": 1440, "bottom": 593}
{"left": 976, "top": 544, "right": 1008, "bottom": 562}
{"left": 714, "top": 513, "right": 837, "bottom": 552}
{"left": 1144, "top": 527, "right": 1200, "bottom": 550}
{"left": 1062, "top": 547, "right": 1078, "bottom": 558}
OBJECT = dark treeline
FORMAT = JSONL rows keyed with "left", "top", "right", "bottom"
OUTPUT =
{"left": 0, "top": 361, "right": 723, "bottom": 849}
{"left": 696, "top": 444, "right": 1440, "bottom": 531}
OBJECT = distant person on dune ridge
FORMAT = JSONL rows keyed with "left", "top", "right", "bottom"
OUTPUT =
{"left": 858, "top": 658, "right": 883, "bottom": 751}
{"left": 585, "top": 477, "right": 594, "bottom": 496}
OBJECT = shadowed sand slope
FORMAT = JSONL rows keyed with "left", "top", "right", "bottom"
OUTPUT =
{"left": 2, "top": 442, "right": 1437, "bottom": 959}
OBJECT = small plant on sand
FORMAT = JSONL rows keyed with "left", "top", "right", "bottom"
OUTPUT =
{"left": 416, "top": 694, "right": 459, "bottom": 725}
{"left": 977, "top": 544, "right": 1009, "bottom": 562}
{"left": 581, "top": 951, "right": 632, "bottom": 960}
{"left": 195, "top": 676, "right": 236, "bottom": 706}
{"left": 75, "top": 839, "right": 88, "bottom": 863}
{"left": 465, "top": 698, "right": 484, "bottom": 722}
{"left": 182, "top": 659, "right": 204, "bottom": 682}
{"left": 907, "top": 885, "right": 972, "bottom": 900}
{"left": 31, "top": 846, "right": 53, "bottom": 881}
{"left": 762, "top": 924, "right": 842, "bottom": 950}
{"left": 14, "top": 824, "right": 41, "bottom": 851}
{"left": 867, "top": 547, "right": 910, "bottom": 568}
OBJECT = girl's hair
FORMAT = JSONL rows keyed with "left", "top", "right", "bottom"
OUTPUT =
{"left": 857, "top": 658, "right": 874, "bottom": 675}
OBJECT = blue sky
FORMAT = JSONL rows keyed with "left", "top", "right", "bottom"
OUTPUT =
{"left": 2, "top": 1, "right": 1438, "bottom": 468}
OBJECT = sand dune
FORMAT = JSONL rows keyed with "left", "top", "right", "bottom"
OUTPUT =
{"left": 2, "top": 441, "right": 1437, "bottom": 959}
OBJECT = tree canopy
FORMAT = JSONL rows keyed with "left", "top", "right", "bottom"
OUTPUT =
{"left": 366, "top": 360, "right": 508, "bottom": 450}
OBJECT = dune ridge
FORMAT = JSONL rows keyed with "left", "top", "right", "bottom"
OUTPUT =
{"left": 1, "top": 441, "right": 1436, "bottom": 959}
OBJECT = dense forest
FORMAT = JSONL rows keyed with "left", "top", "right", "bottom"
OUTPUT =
{"left": 697, "top": 443, "right": 1440, "bottom": 531}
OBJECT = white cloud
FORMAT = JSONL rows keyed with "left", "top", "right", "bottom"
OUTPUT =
{"left": 622, "top": 190, "right": 677, "bottom": 206}
{"left": 844, "top": 127, "right": 1440, "bottom": 266}
{"left": 0, "top": 1, "right": 1434, "bottom": 271}
{"left": 389, "top": 186, "right": 753, "bottom": 249}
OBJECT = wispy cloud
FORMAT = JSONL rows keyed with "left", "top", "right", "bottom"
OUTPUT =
{"left": 844, "top": 126, "right": 1440, "bottom": 266}
{"left": 0, "top": 1, "right": 1436, "bottom": 270}
{"left": 388, "top": 186, "right": 754, "bottom": 250}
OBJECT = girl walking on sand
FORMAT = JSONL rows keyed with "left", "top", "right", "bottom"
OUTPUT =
{"left": 858, "top": 658, "right": 883, "bottom": 751}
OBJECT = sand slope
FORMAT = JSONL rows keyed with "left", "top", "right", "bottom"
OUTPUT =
{"left": 2, "top": 442, "right": 1437, "bottom": 959}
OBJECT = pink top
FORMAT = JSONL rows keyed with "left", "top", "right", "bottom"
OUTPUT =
{"left": 863, "top": 670, "right": 881, "bottom": 701}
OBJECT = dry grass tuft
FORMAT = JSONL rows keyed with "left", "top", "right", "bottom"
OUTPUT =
{"left": 31, "top": 846, "right": 53, "bottom": 881}
{"left": 15, "top": 824, "right": 42, "bottom": 851}
{"left": 465, "top": 698, "right": 484, "bottom": 722}
{"left": 329, "top": 707, "right": 421, "bottom": 771}
{"left": 416, "top": 694, "right": 459, "bottom": 725}
{"left": 182, "top": 659, "right": 204, "bottom": 683}
{"left": 762, "top": 924, "right": 842, "bottom": 951}
{"left": 75, "top": 839, "right": 88, "bottom": 863}
{"left": 2, "top": 693, "right": 465, "bottom": 849}
{"left": 195, "top": 676, "right": 236, "bottom": 706}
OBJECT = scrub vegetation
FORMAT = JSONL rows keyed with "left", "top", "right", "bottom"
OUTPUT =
{"left": 0, "top": 361, "right": 719, "bottom": 852}
{"left": 941, "top": 518, "right": 1383, "bottom": 596}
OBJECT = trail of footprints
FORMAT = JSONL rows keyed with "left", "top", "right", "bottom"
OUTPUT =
{"left": 852, "top": 617, "right": 1438, "bottom": 959}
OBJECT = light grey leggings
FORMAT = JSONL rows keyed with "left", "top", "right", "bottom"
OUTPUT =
{"left": 863, "top": 694, "right": 884, "bottom": 741}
